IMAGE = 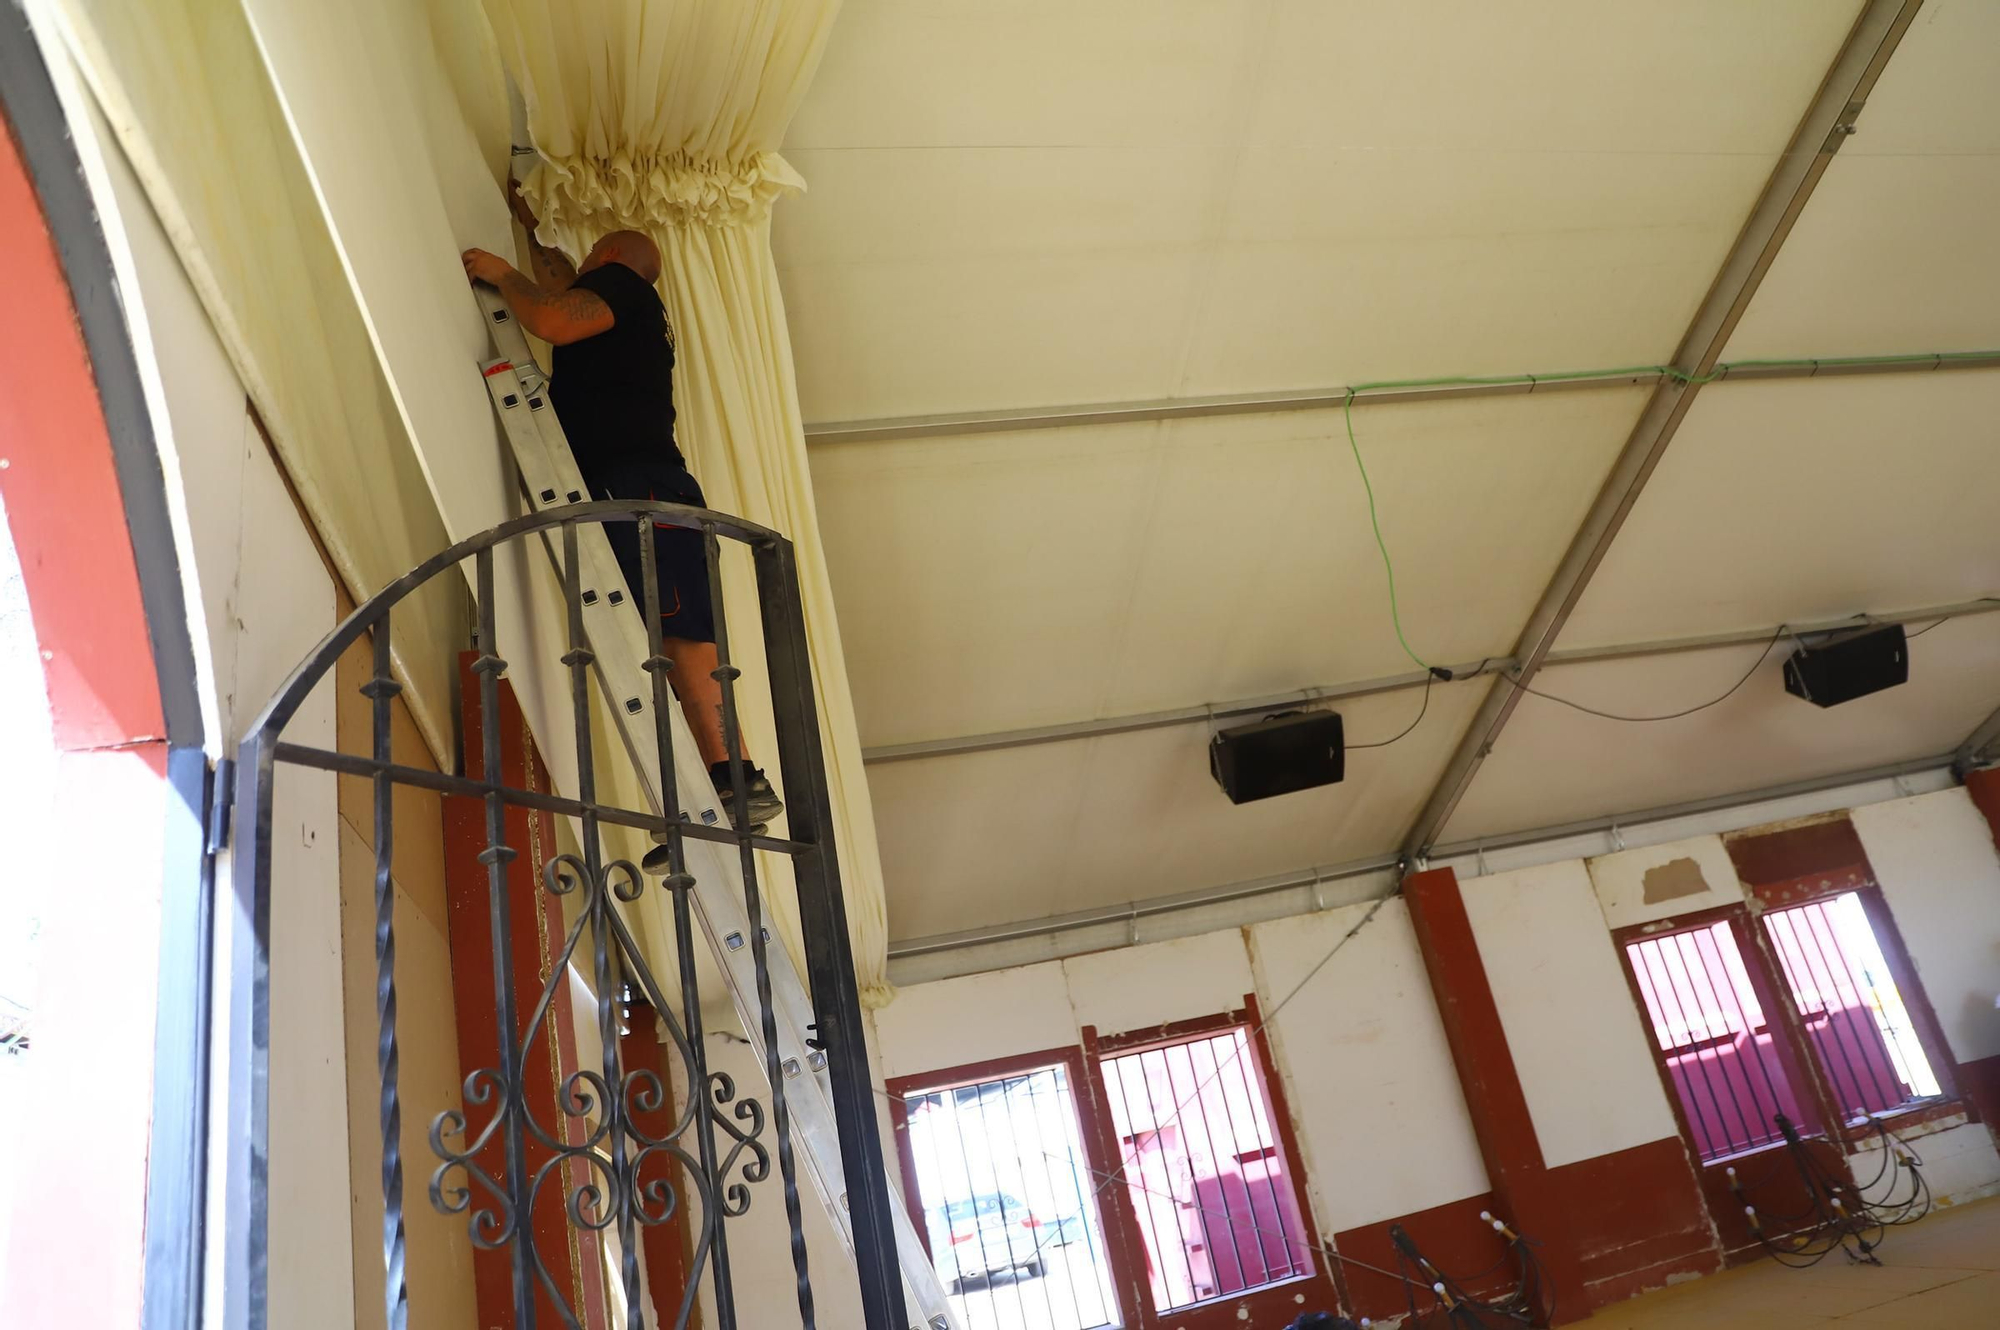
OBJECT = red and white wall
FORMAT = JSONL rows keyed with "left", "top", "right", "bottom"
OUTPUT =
{"left": 868, "top": 783, "right": 2000, "bottom": 1323}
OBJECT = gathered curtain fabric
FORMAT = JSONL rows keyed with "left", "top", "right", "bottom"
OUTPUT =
{"left": 484, "top": 0, "right": 895, "bottom": 1004}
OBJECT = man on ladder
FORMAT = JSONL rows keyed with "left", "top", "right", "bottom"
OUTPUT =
{"left": 463, "top": 183, "right": 783, "bottom": 836}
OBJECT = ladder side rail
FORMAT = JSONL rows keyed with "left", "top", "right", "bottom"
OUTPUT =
{"left": 477, "top": 297, "right": 956, "bottom": 1328}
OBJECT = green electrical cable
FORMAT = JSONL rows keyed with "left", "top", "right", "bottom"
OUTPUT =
{"left": 1343, "top": 389, "right": 1432, "bottom": 673}
{"left": 1334, "top": 347, "right": 2000, "bottom": 674}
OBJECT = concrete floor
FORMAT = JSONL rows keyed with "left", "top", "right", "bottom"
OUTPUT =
{"left": 1581, "top": 1195, "right": 2000, "bottom": 1327}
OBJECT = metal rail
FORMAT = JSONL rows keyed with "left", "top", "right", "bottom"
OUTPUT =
{"left": 864, "top": 597, "right": 2000, "bottom": 765}
{"left": 1403, "top": 0, "right": 1930, "bottom": 859}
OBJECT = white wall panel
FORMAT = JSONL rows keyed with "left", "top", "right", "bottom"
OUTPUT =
{"left": 1852, "top": 790, "right": 2000, "bottom": 1063}
{"left": 236, "top": 444, "right": 352, "bottom": 1330}
{"left": 872, "top": 900, "right": 1489, "bottom": 1243}
{"left": 1461, "top": 861, "right": 1679, "bottom": 1167}
{"left": 874, "top": 961, "right": 1082, "bottom": 1081}
{"left": 241, "top": 0, "right": 513, "bottom": 540}
{"left": 1850, "top": 1121, "right": 2000, "bottom": 1209}
{"left": 1063, "top": 931, "right": 1255, "bottom": 1037}
{"left": 1248, "top": 900, "right": 1488, "bottom": 1234}
{"left": 1585, "top": 836, "right": 1746, "bottom": 933}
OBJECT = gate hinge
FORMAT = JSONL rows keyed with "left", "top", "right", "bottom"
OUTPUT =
{"left": 207, "top": 757, "right": 235, "bottom": 854}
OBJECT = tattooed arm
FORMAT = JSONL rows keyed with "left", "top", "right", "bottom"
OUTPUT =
{"left": 509, "top": 180, "right": 579, "bottom": 289}
{"left": 462, "top": 249, "right": 613, "bottom": 345}
{"left": 522, "top": 230, "right": 578, "bottom": 291}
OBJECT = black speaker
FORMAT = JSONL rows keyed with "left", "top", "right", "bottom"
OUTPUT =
{"left": 1783, "top": 623, "right": 1908, "bottom": 708}
{"left": 1209, "top": 710, "right": 1344, "bottom": 805}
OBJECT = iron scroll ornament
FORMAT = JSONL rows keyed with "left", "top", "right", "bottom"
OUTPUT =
{"left": 228, "top": 501, "right": 907, "bottom": 1330}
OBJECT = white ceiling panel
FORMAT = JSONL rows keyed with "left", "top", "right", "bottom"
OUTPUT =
{"left": 1727, "top": 1, "right": 2000, "bottom": 359}
{"left": 1439, "top": 615, "right": 2000, "bottom": 846}
{"left": 779, "top": 0, "right": 1862, "bottom": 422}
{"left": 873, "top": 678, "right": 1491, "bottom": 941}
{"left": 813, "top": 387, "right": 1644, "bottom": 747}
{"left": 786, "top": 1, "right": 1261, "bottom": 152}
{"left": 1180, "top": 146, "right": 1774, "bottom": 398}
{"left": 779, "top": 241, "right": 1208, "bottom": 424}
{"left": 1243, "top": 2, "right": 1858, "bottom": 153}
{"left": 1560, "top": 371, "right": 2000, "bottom": 650}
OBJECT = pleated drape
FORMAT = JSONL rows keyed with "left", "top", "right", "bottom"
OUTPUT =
{"left": 486, "top": 0, "right": 895, "bottom": 1004}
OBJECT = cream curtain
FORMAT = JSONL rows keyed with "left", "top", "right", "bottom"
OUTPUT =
{"left": 485, "top": 0, "right": 894, "bottom": 1004}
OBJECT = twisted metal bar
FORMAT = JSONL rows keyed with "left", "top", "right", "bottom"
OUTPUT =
{"left": 243, "top": 505, "right": 864, "bottom": 1330}
{"left": 473, "top": 546, "right": 537, "bottom": 1326}
{"left": 366, "top": 623, "right": 411, "bottom": 1330}
{"left": 703, "top": 519, "right": 816, "bottom": 1328}
{"left": 636, "top": 503, "right": 741, "bottom": 1330}
{"left": 557, "top": 520, "right": 640, "bottom": 1326}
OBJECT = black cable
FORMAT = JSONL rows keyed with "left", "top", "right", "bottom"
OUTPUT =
{"left": 1905, "top": 616, "right": 1952, "bottom": 639}
{"left": 1497, "top": 626, "right": 1788, "bottom": 723}
{"left": 1348, "top": 671, "right": 1435, "bottom": 750}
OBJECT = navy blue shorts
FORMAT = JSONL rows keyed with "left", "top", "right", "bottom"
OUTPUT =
{"left": 588, "top": 460, "right": 716, "bottom": 645}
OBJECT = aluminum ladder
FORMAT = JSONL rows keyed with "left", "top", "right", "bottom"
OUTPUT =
{"left": 473, "top": 285, "right": 955, "bottom": 1330}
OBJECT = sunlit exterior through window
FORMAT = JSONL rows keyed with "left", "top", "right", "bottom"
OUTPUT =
{"left": 1761, "top": 893, "right": 1941, "bottom": 1120}
{"left": 900, "top": 1065, "right": 1119, "bottom": 1330}
{"left": 1096, "top": 1028, "right": 1313, "bottom": 1313}
{"left": 1626, "top": 922, "right": 1808, "bottom": 1162}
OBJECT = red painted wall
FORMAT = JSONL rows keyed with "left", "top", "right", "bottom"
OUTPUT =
{"left": 1402, "top": 867, "right": 1589, "bottom": 1323}
{"left": 443, "top": 656, "right": 608, "bottom": 1328}
{"left": 0, "top": 96, "right": 171, "bottom": 1330}
{"left": 1325, "top": 1138, "right": 1719, "bottom": 1322}
{"left": 1964, "top": 769, "right": 2000, "bottom": 857}
{"left": 1547, "top": 1138, "right": 1715, "bottom": 1300}
{"left": 0, "top": 102, "right": 160, "bottom": 751}
{"left": 1330, "top": 1193, "right": 1513, "bottom": 1322}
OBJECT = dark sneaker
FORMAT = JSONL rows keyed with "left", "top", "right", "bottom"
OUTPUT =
{"left": 641, "top": 814, "right": 773, "bottom": 874}
{"left": 710, "top": 761, "right": 783, "bottom": 831}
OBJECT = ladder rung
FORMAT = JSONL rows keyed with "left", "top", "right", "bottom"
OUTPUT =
{"left": 476, "top": 291, "right": 955, "bottom": 1330}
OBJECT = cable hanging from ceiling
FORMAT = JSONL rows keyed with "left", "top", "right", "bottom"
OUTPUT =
{"left": 1336, "top": 350, "right": 2000, "bottom": 739}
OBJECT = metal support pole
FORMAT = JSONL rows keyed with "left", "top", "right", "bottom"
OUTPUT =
{"left": 754, "top": 536, "right": 912, "bottom": 1330}
{"left": 1404, "top": 0, "right": 1929, "bottom": 858}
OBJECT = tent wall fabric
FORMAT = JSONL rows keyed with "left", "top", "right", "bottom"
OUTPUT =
{"left": 39, "top": 0, "right": 470, "bottom": 762}
{"left": 489, "top": 0, "right": 893, "bottom": 1003}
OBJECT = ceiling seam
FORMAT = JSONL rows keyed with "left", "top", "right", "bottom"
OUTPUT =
{"left": 1400, "top": 0, "right": 1930, "bottom": 862}
{"left": 889, "top": 751, "right": 1954, "bottom": 966}
{"left": 861, "top": 595, "right": 2000, "bottom": 763}
{"left": 1159, "top": 0, "right": 1280, "bottom": 400}
{"left": 803, "top": 348, "right": 2000, "bottom": 444}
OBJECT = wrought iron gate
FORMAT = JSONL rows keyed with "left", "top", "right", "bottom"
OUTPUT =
{"left": 225, "top": 501, "right": 901, "bottom": 1329}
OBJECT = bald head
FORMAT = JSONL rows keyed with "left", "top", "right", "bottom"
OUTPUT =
{"left": 580, "top": 229, "right": 661, "bottom": 284}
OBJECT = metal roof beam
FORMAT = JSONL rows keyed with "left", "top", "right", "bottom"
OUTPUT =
{"left": 803, "top": 349, "right": 2000, "bottom": 446}
{"left": 887, "top": 751, "right": 1953, "bottom": 966}
{"left": 1953, "top": 704, "right": 2000, "bottom": 775}
{"left": 1402, "top": 0, "right": 1928, "bottom": 859}
{"left": 862, "top": 596, "right": 2000, "bottom": 764}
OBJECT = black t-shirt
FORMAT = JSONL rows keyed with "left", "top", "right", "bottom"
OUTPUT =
{"left": 549, "top": 261, "right": 682, "bottom": 477}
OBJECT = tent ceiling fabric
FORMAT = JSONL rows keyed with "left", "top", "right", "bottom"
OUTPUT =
{"left": 1560, "top": 371, "right": 2000, "bottom": 650}
{"left": 812, "top": 387, "right": 1646, "bottom": 746}
{"left": 778, "top": 0, "right": 1861, "bottom": 423}
{"left": 873, "top": 678, "right": 1491, "bottom": 942}
{"left": 777, "top": 0, "right": 2000, "bottom": 945}
{"left": 1723, "top": 1, "right": 2000, "bottom": 359}
{"left": 1439, "top": 614, "right": 2000, "bottom": 846}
